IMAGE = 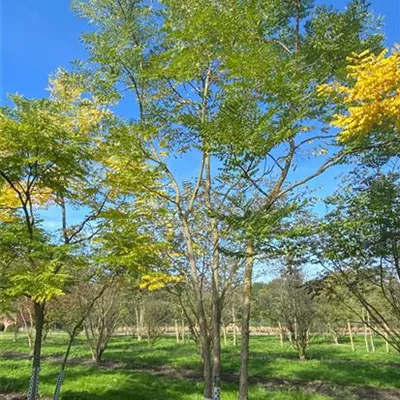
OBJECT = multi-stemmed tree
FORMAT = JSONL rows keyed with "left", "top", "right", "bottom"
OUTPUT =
{"left": 71, "top": 1, "right": 384, "bottom": 398}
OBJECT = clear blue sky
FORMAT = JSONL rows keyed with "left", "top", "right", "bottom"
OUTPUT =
{"left": 1, "top": 0, "right": 399, "bottom": 103}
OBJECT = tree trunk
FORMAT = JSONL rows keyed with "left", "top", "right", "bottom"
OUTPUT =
{"left": 204, "top": 152, "right": 222, "bottom": 400}
{"left": 332, "top": 330, "right": 339, "bottom": 345}
{"left": 347, "top": 319, "right": 355, "bottom": 351}
{"left": 238, "top": 239, "right": 255, "bottom": 400}
{"left": 135, "top": 307, "right": 143, "bottom": 341}
{"left": 181, "top": 215, "right": 213, "bottom": 400}
{"left": 42, "top": 324, "right": 49, "bottom": 343}
{"left": 175, "top": 320, "right": 180, "bottom": 343}
{"left": 181, "top": 320, "right": 185, "bottom": 343}
{"left": 362, "top": 308, "right": 370, "bottom": 352}
{"left": 223, "top": 324, "right": 227, "bottom": 346}
{"left": 28, "top": 301, "right": 45, "bottom": 400}
{"left": 367, "top": 311, "right": 375, "bottom": 353}
{"left": 384, "top": 324, "right": 390, "bottom": 353}
{"left": 278, "top": 322, "right": 284, "bottom": 347}
{"left": 20, "top": 306, "right": 30, "bottom": 346}
{"left": 84, "top": 324, "right": 96, "bottom": 361}
{"left": 232, "top": 305, "right": 237, "bottom": 347}
{"left": 52, "top": 334, "right": 74, "bottom": 400}
{"left": 13, "top": 329, "right": 18, "bottom": 342}
{"left": 27, "top": 304, "right": 34, "bottom": 352}
{"left": 211, "top": 268, "right": 221, "bottom": 400}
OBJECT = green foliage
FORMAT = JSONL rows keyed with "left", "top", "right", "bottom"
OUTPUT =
{"left": 0, "top": 71, "right": 113, "bottom": 302}
{"left": 318, "top": 169, "right": 400, "bottom": 351}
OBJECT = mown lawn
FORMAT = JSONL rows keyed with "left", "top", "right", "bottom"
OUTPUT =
{"left": 0, "top": 332, "right": 398, "bottom": 399}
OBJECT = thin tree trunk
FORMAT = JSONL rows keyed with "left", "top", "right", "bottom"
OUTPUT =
{"left": 347, "top": 319, "right": 355, "bottom": 351}
{"left": 204, "top": 152, "right": 222, "bottom": 400}
{"left": 232, "top": 305, "right": 237, "bottom": 347}
{"left": 175, "top": 320, "right": 180, "bottom": 343}
{"left": 383, "top": 323, "right": 390, "bottom": 353}
{"left": 278, "top": 322, "right": 284, "bottom": 347}
{"left": 53, "top": 283, "right": 108, "bottom": 400}
{"left": 13, "top": 329, "right": 18, "bottom": 342}
{"left": 223, "top": 324, "right": 227, "bottom": 346}
{"left": 181, "top": 320, "right": 185, "bottom": 343}
{"left": 84, "top": 324, "right": 96, "bottom": 361}
{"left": 139, "top": 307, "right": 144, "bottom": 341}
{"left": 331, "top": 329, "right": 339, "bottom": 345}
{"left": 28, "top": 301, "right": 45, "bottom": 400}
{"left": 52, "top": 334, "right": 74, "bottom": 400}
{"left": 239, "top": 239, "right": 255, "bottom": 400}
{"left": 362, "top": 308, "right": 370, "bottom": 352}
{"left": 367, "top": 311, "right": 375, "bottom": 353}
{"left": 181, "top": 215, "right": 212, "bottom": 399}
{"left": 19, "top": 306, "right": 31, "bottom": 348}
{"left": 147, "top": 324, "right": 151, "bottom": 347}
{"left": 200, "top": 334, "right": 213, "bottom": 400}
{"left": 26, "top": 304, "right": 34, "bottom": 351}
{"left": 211, "top": 276, "right": 221, "bottom": 400}
{"left": 135, "top": 307, "right": 143, "bottom": 341}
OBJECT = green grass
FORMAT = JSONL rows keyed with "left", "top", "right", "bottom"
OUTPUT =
{"left": 0, "top": 332, "right": 398, "bottom": 399}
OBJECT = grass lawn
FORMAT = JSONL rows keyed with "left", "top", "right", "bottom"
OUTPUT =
{"left": 0, "top": 332, "right": 399, "bottom": 399}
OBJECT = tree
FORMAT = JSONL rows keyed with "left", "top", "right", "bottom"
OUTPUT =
{"left": 317, "top": 168, "right": 400, "bottom": 351}
{"left": 314, "top": 288, "right": 353, "bottom": 346}
{"left": 258, "top": 241, "right": 315, "bottom": 360}
{"left": 71, "top": 1, "right": 383, "bottom": 398}
{"left": 0, "top": 71, "right": 112, "bottom": 400}
{"left": 47, "top": 278, "right": 109, "bottom": 400}
{"left": 83, "top": 282, "right": 123, "bottom": 362}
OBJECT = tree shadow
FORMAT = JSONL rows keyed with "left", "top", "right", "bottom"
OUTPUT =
{"left": 40, "top": 367, "right": 203, "bottom": 400}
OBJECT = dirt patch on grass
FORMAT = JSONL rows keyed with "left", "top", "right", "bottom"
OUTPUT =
{"left": 0, "top": 395, "right": 50, "bottom": 400}
{"left": 0, "top": 395, "right": 27, "bottom": 400}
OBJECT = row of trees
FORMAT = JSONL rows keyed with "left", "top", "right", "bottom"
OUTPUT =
{"left": 4, "top": 211, "right": 397, "bottom": 362}
{"left": 0, "top": 0, "right": 399, "bottom": 399}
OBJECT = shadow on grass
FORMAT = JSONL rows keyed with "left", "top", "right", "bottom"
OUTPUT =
{"left": 41, "top": 367, "right": 203, "bottom": 400}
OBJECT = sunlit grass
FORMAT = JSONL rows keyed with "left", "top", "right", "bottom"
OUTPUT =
{"left": 0, "top": 332, "right": 398, "bottom": 399}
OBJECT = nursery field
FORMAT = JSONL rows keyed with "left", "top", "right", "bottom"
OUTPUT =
{"left": 0, "top": 333, "right": 399, "bottom": 400}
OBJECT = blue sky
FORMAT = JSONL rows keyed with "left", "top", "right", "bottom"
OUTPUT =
{"left": 1, "top": 0, "right": 399, "bottom": 103}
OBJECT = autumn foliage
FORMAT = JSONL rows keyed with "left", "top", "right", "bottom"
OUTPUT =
{"left": 320, "top": 47, "right": 400, "bottom": 142}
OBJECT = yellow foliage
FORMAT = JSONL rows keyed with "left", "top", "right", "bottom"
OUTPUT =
{"left": 139, "top": 273, "right": 182, "bottom": 291}
{"left": 319, "top": 47, "right": 400, "bottom": 142}
{"left": 49, "top": 70, "right": 84, "bottom": 103}
{"left": 0, "top": 186, "right": 20, "bottom": 222}
{"left": 32, "top": 187, "right": 54, "bottom": 207}
{"left": 75, "top": 105, "right": 108, "bottom": 135}
{"left": 49, "top": 70, "right": 110, "bottom": 136}
{"left": 0, "top": 184, "right": 54, "bottom": 222}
